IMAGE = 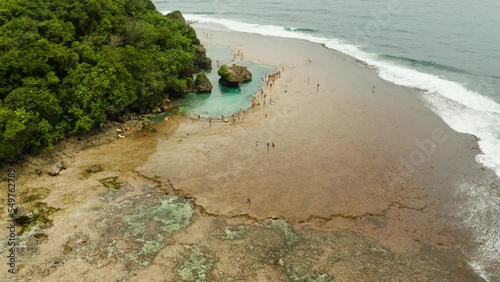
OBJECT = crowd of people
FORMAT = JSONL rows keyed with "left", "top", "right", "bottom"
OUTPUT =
{"left": 191, "top": 63, "right": 288, "bottom": 156}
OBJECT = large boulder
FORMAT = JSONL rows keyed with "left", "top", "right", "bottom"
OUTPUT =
{"left": 218, "top": 64, "right": 252, "bottom": 86}
{"left": 194, "top": 45, "right": 212, "bottom": 70}
{"left": 194, "top": 73, "right": 212, "bottom": 93}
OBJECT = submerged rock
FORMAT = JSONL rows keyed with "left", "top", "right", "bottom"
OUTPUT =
{"left": 218, "top": 64, "right": 252, "bottom": 86}
{"left": 195, "top": 72, "right": 212, "bottom": 93}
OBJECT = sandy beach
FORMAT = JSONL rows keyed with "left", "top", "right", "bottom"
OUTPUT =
{"left": 1, "top": 24, "right": 497, "bottom": 281}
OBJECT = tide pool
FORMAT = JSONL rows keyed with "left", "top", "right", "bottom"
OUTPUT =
{"left": 170, "top": 46, "right": 274, "bottom": 118}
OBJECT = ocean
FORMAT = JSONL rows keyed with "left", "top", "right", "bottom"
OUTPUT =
{"left": 152, "top": 0, "right": 499, "bottom": 280}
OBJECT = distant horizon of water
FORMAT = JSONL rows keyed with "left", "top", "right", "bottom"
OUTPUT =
{"left": 152, "top": 1, "right": 499, "bottom": 280}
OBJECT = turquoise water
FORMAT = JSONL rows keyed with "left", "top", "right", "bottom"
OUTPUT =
{"left": 171, "top": 46, "right": 273, "bottom": 118}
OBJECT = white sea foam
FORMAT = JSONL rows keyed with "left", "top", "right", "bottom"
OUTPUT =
{"left": 457, "top": 181, "right": 500, "bottom": 282}
{"left": 167, "top": 12, "right": 500, "bottom": 179}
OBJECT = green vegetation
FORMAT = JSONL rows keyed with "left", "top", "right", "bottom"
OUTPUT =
{"left": 217, "top": 65, "right": 229, "bottom": 78}
{"left": 195, "top": 72, "right": 209, "bottom": 85}
{"left": 194, "top": 72, "right": 212, "bottom": 92}
{"left": 0, "top": 0, "right": 204, "bottom": 161}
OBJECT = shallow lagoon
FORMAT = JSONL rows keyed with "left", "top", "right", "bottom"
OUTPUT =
{"left": 171, "top": 46, "right": 274, "bottom": 118}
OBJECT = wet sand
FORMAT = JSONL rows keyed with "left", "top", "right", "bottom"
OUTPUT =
{"left": 0, "top": 24, "right": 494, "bottom": 281}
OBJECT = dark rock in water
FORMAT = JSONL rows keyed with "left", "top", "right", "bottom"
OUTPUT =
{"left": 195, "top": 72, "right": 212, "bottom": 93}
{"left": 48, "top": 161, "right": 66, "bottom": 176}
{"left": 194, "top": 45, "right": 212, "bottom": 70}
{"left": 218, "top": 64, "right": 252, "bottom": 86}
{"left": 14, "top": 206, "right": 35, "bottom": 225}
{"left": 86, "top": 165, "right": 103, "bottom": 174}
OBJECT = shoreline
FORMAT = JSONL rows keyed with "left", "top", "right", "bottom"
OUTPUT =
{"left": 179, "top": 14, "right": 500, "bottom": 180}
{"left": 1, "top": 24, "right": 498, "bottom": 281}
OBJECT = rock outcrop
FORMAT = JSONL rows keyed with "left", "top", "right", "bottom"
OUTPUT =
{"left": 194, "top": 45, "right": 212, "bottom": 70}
{"left": 218, "top": 64, "right": 252, "bottom": 86}
{"left": 194, "top": 72, "right": 212, "bottom": 93}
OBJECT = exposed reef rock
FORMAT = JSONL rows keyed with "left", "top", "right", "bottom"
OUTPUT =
{"left": 218, "top": 64, "right": 252, "bottom": 86}
{"left": 194, "top": 72, "right": 212, "bottom": 93}
{"left": 194, "top": 45, "right": 212, "bottom": 70}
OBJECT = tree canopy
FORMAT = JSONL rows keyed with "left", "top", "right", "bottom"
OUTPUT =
{"left": 0, "top": 0, "right": 202, "bottom": 161}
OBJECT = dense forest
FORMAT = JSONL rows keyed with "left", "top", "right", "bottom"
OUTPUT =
{"left": 0, "top": 0, "right": 206, "bottom": 161}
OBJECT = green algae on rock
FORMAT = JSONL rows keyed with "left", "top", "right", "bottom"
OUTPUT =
{"left": 82, "top": 194, "right": 196, "bottom": 269}
{"left": 224, "top": 225, "right": 246, "bottom": 240}
{"left": 19, "top": 187, "right": 50, "bottom": 204}
{"left": 284, "top": 263, "right": 332, "bottom": 282}
{"left": 17, "top": 202, "right": 57, "bottom": 235}
{"left": 99, "top": 176, "right": 122, "bottom": 190}
{"left": 270, "top": 219, "right": 300, "bottom": 247}
{"left": 122, "top": 196, "right": 194, "bottom": 236}
{"left": 177, "top": 245, "right": 216, "bottom": 282}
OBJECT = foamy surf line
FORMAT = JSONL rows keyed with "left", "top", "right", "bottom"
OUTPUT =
{"left": 457, "top": 181, "right": 500, "bottom": 282}
{"left": 164, "top": 11, "right": 500, "bottom": 179}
